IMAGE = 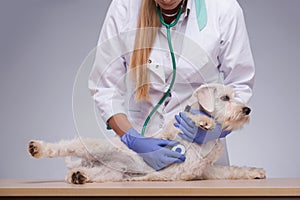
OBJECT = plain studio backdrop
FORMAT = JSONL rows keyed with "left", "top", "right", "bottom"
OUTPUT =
{"left": 0, "top": 0, "right": 299, "bottom": 179}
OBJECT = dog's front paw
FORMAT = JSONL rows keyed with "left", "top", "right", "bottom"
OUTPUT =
{"left": 248, "top": 168, "right": 266, "bottom": 179}
{"left": 66, "top": 170, "right": 88, "bottom": 184}
{"left": 28, "top": 140, "right": 45, "bottom": 158}
{"left": 195, "top": 116, "right": 215, "bottom": 130}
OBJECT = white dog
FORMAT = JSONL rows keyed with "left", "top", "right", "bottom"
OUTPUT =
{"left": 28, "top": 83, "right": 265, "bottom": 184}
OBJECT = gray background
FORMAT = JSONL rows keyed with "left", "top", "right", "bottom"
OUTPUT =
{"left": 0, "top": 0, "right": 299, "bottom": 179}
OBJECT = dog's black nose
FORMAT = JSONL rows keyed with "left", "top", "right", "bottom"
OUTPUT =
{"left": 242, "top": 107, "right": 251, "bottom": 115}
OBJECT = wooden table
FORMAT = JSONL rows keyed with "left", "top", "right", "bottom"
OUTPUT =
{"left": 0, "top": 178, "right": 299, "bottom": 199}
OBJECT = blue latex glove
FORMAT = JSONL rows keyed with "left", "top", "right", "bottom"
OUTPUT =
{"left": 174, "top": 111, "right": 231, "bottom": 144}
{"left": 121, "top": 128, "right": 186, "bottom": 171}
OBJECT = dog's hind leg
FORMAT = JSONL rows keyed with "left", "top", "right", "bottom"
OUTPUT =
{"left": 201, "top": 165, "right": 266, "bottom": 180}
{"left": 28, "top": 138, "right": 97, "bottom": 160}
{"left": 66, "top": 166, "right": 124, "bottom": 184}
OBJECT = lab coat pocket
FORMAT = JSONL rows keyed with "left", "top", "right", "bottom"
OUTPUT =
{"left": 127, "top": 97, "right": 152, "bottom": 130}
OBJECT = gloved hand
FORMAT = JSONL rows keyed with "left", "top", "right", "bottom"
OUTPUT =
{"left": 174, "top": 111, "right": 231, "bottom": 144}
{"left": 121, "top": 128, "right": 186, "bottom": 171}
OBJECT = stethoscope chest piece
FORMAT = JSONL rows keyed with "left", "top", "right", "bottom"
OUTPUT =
{"left": 171, "top": 144, "right": 186, "bottom": 155}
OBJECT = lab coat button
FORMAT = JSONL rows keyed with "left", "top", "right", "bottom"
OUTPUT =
{"left": 155, "top": 64, "right": 159, "bottom": 69}
{"left": 159, "top": 115, "right": 164, "bottom": 119}
{"left": 148, "top": 59, "right": 152, "bottom": 64}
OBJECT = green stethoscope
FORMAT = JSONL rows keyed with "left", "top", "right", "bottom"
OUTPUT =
{"left": 141, "top": 0, "right": 207, "bottom": 137}
{"left": 141, "top": 2, "right": 184, "bottom": 137}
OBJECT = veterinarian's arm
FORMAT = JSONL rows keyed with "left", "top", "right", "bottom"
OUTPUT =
{"left": 218, "top": 0, "right": 255, "bottom": 103}
{"left": 89, "top": 1, "right": 129, "bottom": 129}
{"left": 107, "top": 114, "right": 132, "bottom": 137}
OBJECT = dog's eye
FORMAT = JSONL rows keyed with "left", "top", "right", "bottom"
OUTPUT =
{"left": 220, "top": 95, "right": 230, "bottom": 101}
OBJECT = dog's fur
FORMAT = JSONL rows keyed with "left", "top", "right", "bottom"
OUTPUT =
{"left": 28, "top": 83, "right": 265, "bottom": 184}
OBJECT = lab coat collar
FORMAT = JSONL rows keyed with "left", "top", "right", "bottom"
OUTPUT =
{"left": 186, "top": 0, "right": 192, "bottom": 15}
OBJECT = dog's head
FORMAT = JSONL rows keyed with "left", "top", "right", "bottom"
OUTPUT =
{"left": 191, "top": 83, "right": 251, "bottom": 131}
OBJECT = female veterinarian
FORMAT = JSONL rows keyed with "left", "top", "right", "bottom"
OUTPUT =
{"left": 89, "top": 0, "right": 255, "bottom": 171}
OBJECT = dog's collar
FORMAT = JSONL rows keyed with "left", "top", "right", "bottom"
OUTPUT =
{"left": 184, "top": 105, "right": 213, "bottom": 118}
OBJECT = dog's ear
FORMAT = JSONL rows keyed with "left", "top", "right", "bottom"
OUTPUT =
{"left": 195, "top": 84, "right": 216, "bottom": 113}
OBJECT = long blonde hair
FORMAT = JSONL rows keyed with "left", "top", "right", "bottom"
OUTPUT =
{"left": 130, "top": 0, "right": 161, "bottom": 101}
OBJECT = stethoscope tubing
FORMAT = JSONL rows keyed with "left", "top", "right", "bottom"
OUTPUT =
{"left": 141, "top": 4, "right": 184, "bottom": 137}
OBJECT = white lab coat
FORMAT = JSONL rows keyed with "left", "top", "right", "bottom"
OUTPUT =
{"left": 89, "top": 0, "right": 255, "bottom": 166}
